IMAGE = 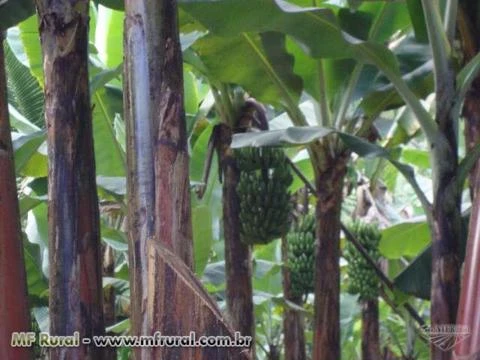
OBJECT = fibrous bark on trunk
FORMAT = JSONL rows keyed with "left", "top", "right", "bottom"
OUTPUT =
{"left": 361, "top": 298, "right": 381, "bottom": 360}
{"left": 430, "top": 162, "right": 461, "bottom": 360}
{"left": 124, "top": 2, "right": 250, "bottom": 359}
{"left": 455, "top": 169, "right": 480, "bottom": 358}
{"left": 36, "top": 2, "right": 105, "bottom": 358}
{"left": 455, "top": 5, "right": 480, "bottom": 358}
{"left": 152, "top": 0, "right": 193, "bottom": 268}
{"left": 429, "top": 27, "right": 461, "bottom": 360}
{"left": 459, "top": 3, "right": 480, "bottom": 200}
{"left": 421, "top": 1, "right": 463, "bottom": 358}
{"left": 147, "top": 241, "right": 252, "bottom": 360}
{"left": 311, "top": 143, "right": 348, "bottom": 360}
{"left": 455, "top": 171, "right": 480, "bottom": 359}
{"left": 0, "top": 34, "right": 32, "bottom": 360}
{"left": 124, "top": 0, "right": 193, "bottom": 352}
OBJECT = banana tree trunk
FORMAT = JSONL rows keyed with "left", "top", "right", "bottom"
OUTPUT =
{"left": 216, "top": 124, "right": 255, "bottom": 351}
{"left": 459, "top": 1, "right": 480, "bottom": 200}
{"left": 361, "top": 298, "right": 381, "bottom": 360}
{"left": 455, "top": 171, "right": 480, "bottom": 358}
{"left": 455, "top": 50, "right": 480, "bottom": 360}
{"left": 151, "top": 4, "right": 193, "bottom": 268}
{"left": 430, "top": 108, "right": 461, "bottom": 360}
{"left": 124, "top": 0, "right": 193, "bottom": 354}
{"left": 430, "top": 50, "right": 462, "bottom": 360}
{"left": 281, "top": 236, "right": 306, "bottom": 360}
{"left": 124, "top": 0, "right": 193, "bottom": 268}
{"left": 311, "top": 144, "right": 348, "bottom": 360}
{"left": 0, "top": 34, "right": 32, "bottom": 360}
{"left": 125, "top": 2, "right": 251, "bottom": 359}
{"left": 455, "top": 6, "right": 480, "bottom": 357}
{"left": 123, "top": 0, "right": 156, "bottom": 343}
{"left": 36, "top": 2, "right": 105, "bottom": 358}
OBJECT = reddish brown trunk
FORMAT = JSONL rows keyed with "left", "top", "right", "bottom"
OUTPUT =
{"left": 430, "top": 44, "right": 461, "bottom": 360}
{"left": 455, "top": 6, "right": 480, "bottom": 359}
{"left": 124, "top": 0, "right": 193, "bottom": 350}
{"left": 454, "top": 6, "right": 480, "bottom": 358}
{"left": 147, "top": 241, "right": 252, "bottom": 359}
{"left": 0, "top": 34, "right": 32, "bottom": 360}
{"left": 281, "top": 236, "right": 306, "bottom": 360}
{"left": 430, "top": 103, "right": 461, "bottom": 360}
{"left": 125, "top": 2, "right": 248, "bottom": 359}
{"left": 459, "top": 3, "right": 480, "bottom": 200}
{"left": 312, "top": 145, "right": 347, "bottom": 360}
{"left": 267, "top": 345, "right": 281, "bottom": 360}
{"left": 361, "top": 298, "right": 381, "bottom": 360}
{"left": 216, "top": 124, "right": 255, "bottom": 349}
{"left": 152, "top": 0, "right": 193, "bottom": 268}
{"left": 462, "top": 78, "right": 480, "bottom": 200}
{"left": 36, "top": 2, "right": 105, "bottom": 358}
{"left": 123, "top": 4, "right": 155, "bottom": 343}
{"left": 427, "top": 2, "right": 463, "bottom": 357}
{"left": 455, "top": 169, "right": 480, "bottom": 358}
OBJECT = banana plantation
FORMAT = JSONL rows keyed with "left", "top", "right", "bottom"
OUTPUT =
{"left": 2, "top": 0, "right": 480, "bottom": 359}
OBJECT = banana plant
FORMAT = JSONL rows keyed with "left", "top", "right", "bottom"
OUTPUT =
{"left": 36, "top": 1, "right": 106, "bottom": 358}
{"left": 0, "top": 32, "right": 32, "bottom": 360}
{"left": 180, "top": 0, "right": 480, "bottom": 358}
{"left": 455, "top": 2, "right": 480, "bottom": 358}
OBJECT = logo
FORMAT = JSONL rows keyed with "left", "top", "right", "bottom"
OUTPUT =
{"left": 421, "top": 325, "right": 470, "bottom": 351}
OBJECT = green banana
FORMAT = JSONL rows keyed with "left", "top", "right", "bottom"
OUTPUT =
{"left": 235, "top": 147, "right": 293, "bottom": 245}
{"left": 286, "top": 214, "right": 316, "bottom": 298}
{"left": 344, "top": 221, "right": 381, "bottom": 301}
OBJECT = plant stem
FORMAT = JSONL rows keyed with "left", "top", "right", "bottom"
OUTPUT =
{"left": 316, "top": 60, "right": 331, "bottom": 127}
{"left": 334, "top": 63, "right": 362, "bottom": 129}
{"left": 217, "top": 123, "right": 256, "bottom": 355}
{"left": 444, "top": 0, "right": 458, "bottom": 43}
{"left": 0, "top": 32, "right": 32, "bottom": 360}
{"left": 37, "top": 1, "right": 105, "bottom": 357}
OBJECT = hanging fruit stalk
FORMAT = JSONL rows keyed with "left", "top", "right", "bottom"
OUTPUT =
{"left": 36, "top": 2, "right": 105, "bottom": 358}
{"left": 201, "top": 94, "right": 292, "bottom": 355}
{"left": 201, "top": 94, "right": 268, "bottom": 355}
{"left": 282, "top": 189, "right": 309, "bottom": 360}
{"left": 344, "top": 221, "right": 382, "bottom": 360}
{"left": 286, "top": 214, "right": 315, "bottom": 299}
{"left": 281, "top": 234, "right": 307, "bottom": 360}
{"left": 0, "top": 32, "right": 32, "bottom": 360}
{"left": 234, "top": 143, "right": 294, "bottom": 356}
{"left": 289, "top": 164, "right": 425, "bottom": 329}
{"left": 235, "top": 147, "right": 293, "bottom": 245}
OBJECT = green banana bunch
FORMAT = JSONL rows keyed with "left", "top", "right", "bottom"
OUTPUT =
{"left": 344, "top": 221, "right": 381, "bottom": 301}
{"left": 235, "top": 147, "right": 293, "bottom": 245}
{"left": 286, "top": 214, "right": 316, "bottom": 298}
